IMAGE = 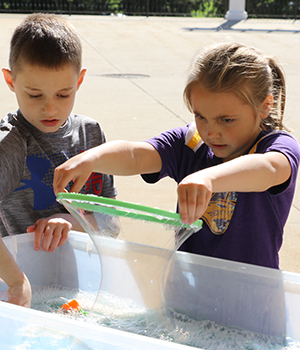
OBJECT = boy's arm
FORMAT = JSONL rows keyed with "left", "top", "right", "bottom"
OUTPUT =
{"left": 54, "top": 140, "right": 162, "bottom": 195}
{"left": 177, "top": 152, "right": 292, "bottom": 224}
{"left": 0, "top": 238, "right": 31, "bottom": 307}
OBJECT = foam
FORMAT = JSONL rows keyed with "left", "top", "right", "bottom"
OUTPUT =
{"left": 31, "top": 286, "right": 299, "bottom": 350}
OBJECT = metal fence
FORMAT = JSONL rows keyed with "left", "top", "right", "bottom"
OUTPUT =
{"left": 0, "top": 0, "right": 299, "bottom": 18}
{"left": 247, "top": 0, "right": 299, "bottom": 19}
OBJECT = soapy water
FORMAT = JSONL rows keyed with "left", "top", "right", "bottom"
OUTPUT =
{"left": 26, "top": 196, "right": 299, "bottom": 349}
{"left": 29, "top": 285, "right": 300, "bottom": 350}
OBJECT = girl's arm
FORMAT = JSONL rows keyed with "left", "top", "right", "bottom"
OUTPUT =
{"left": 53, "top": 140, "right": 162, "bottom": 195}
{"left": 0, "top": 238, "right": 31, "bottom": 307}
{"left": 177, "top": 151, "right": 292, "bottom": 224}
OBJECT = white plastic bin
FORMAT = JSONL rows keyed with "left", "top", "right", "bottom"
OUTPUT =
{"left": 0, "top": 231, "right": 300, "bottom": 349}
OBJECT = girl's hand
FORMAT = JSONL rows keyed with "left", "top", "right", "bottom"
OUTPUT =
{"left": 177, "top": 172, "right": 213, "bottom": 225}
{"left": 27, "top": 216, "right": 72, "bottom": 253}
{"left": 6, "top": 274, "right": 31, "bottom": 308}
{"left": 53, "top": 141, "right": 162, "bottom": 195}
{"left": 54, "top": 149, "right": 98, "bottom": 195}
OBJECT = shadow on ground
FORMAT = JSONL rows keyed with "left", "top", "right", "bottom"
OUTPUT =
{"left": 183, "top": 19, "right": 300, "bottom": 33}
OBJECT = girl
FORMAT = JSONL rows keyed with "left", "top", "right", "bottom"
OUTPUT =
{"left": 0, "top": 238, "right": 31, "bottom": 307}
{"left": 54, "top": 42, "right": 300, "bottom": 269}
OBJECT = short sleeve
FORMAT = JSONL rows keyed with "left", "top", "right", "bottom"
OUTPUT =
{"left": 0, "top": 124, "right": 26, "bottom": 201}
{"left": 142, "top": 126, "right": 188, "bottom": 184}
{"left": 256, "top": 131, "right": 300, "bottom": 194}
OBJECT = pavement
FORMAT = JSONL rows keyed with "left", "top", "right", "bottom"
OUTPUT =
{"left": 1, "top": 14, "right": 300, "bottom": 272}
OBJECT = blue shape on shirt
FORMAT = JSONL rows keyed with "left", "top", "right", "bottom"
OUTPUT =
{"left": 14, "top": 155, "right": 56, "bottom": 210}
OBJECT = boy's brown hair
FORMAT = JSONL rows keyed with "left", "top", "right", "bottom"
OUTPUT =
{"left": 9, "top": 13, "right": 82, "bottom": 77}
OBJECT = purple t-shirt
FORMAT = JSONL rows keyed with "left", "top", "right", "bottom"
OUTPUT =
{"left": 142, "top": 123, "right": 300, "bottom": 269}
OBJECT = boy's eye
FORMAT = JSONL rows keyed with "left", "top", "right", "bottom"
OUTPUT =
{"left": 57, "top": 94, "right": 70, "bottom": 98}
{"left": 29, "top": 94, "right": 42, "bottom": 99}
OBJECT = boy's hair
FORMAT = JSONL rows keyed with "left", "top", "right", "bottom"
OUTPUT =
{"left": 9, "top": 13, "right": 82, "bottom": 77}
{"left": 184, "top": 42, "right": 286, "bottom": 131}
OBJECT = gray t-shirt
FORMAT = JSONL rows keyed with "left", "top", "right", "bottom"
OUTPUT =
{"left": 0, "top": 110, "right": 117, "bottom": 236}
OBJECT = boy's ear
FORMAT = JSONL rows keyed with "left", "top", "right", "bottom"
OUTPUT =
{"left": 76, "top": 68, "right": 87, "bottom": 91}
{"left": 2, "top": 68, "right": 15, "bottom": 92}
{"left": 260, "top": 94, "right": 274, "bottom": 119}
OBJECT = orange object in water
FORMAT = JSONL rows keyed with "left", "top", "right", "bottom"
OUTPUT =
{"left": 61, "top": 299, "right": 80, "bottom": 311}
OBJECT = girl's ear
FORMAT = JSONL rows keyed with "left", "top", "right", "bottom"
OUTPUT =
{"left": 76, "top": 68, "right": 87, "bottom": 91}
{"left": 2, "top": 68, "right": 15, "bottom": 92}
{"left": 260, "top": 94, "right": 274, "bottom": 120}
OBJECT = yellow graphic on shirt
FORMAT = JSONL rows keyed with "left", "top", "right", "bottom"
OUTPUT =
{"left": 184, "top": 123, "right": 272, "bottom": 235}
{"left": 185, "top": 122, "right": 203, "bottom": 152}
{"left": 202, "top": 192, "right": 238, "bottom": 235}
{"left": 186, "top": 130, "right": 201, "bottom": 150}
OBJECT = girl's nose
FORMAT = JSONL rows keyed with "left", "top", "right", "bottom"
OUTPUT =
{"left": 206, "top": 122, "right": 220, "bottom": 138}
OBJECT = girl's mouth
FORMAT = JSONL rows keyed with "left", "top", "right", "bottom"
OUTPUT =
{"left": 211, "top": 143, "right": 227, "bottom": 151}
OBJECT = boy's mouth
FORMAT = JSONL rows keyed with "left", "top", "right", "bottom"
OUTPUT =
{"left": 41, "top": 119, "right": 59, "bottom": 127}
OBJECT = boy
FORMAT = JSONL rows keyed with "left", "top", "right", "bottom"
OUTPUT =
{"left": 1, "top": 13, "right": 117, "bottom": 253}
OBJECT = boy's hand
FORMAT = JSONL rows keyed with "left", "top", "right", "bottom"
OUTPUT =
{"left": 27, "top": 216, "right": 71, "bottom": 253}
{"left": 177, "top": 172, "right": 212, "bottom": 225}
{"left": 6, "top": 274, "right": 31, "bottom": 308}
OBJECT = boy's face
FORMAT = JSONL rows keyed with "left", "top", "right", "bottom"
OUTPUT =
{"left": 2, "top": 63, "right": 86, "bottom": 133}
{"left": 190, "top": 85, "right": 269, "bottom": 162}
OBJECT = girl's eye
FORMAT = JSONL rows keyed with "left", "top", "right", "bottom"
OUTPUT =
{"left": 195, "top": 114, "right": 204, "bottom": 120}
{"left": 58, "top": 94, "right": 70, "bottom": 98}
{"left": 222, "top": 118, "right": 234, "bottom": 123}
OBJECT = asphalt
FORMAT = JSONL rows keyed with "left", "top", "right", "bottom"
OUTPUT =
{"left": 1, "top": 14, "right": 300, "bottom": 272}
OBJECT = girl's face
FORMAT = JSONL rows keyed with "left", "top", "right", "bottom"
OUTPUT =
{"left": 190, "top": 85, "right": 265, "bottom": 162}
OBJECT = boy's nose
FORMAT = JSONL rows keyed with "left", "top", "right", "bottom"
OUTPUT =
{"left": 43, "top": 100, "right": 57, "bottom": 116}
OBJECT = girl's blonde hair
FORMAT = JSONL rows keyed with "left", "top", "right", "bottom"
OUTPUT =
{"left": 184, "top": 42, "right": 287, "bottom": 131}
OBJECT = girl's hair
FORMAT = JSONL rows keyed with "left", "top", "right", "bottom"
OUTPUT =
{"left": 9, "top": 13, "right": 82, "bottom": 77}
{"left": 184, "top": 42, "right": 287, "bottom": 131}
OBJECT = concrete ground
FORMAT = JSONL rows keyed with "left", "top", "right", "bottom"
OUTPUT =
{"left": 1, "top": 14, "right": 300, "bottom": 272}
